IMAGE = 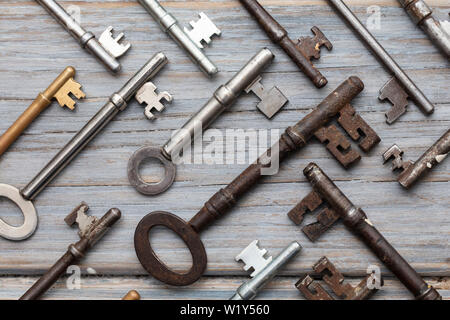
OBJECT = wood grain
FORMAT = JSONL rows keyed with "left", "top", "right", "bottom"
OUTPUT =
{"left": 0, "top": 0, "right": 448, "bottom": 299}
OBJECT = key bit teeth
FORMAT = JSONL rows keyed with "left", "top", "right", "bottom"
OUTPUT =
{"left": 54, "top": 78, "right": 85, "bottom": 110}
{"left": 65, "top": 202, "right": 89, "bottom": 227}
{"left": 99, "top": 26, "right": 131, "bottom": 58}
{"left": 236, "top": 240, "right": 272, "bottom": 277}
{"left": 184, "top": 12, "right": 221, "bottom": 49}
{"left": 296, "top": 26, "right": 332, "bottom": 60}
{"left": 379, "top": 77, "right": 409, "bottom": 124}
{"left": 383, "top": 144, "right": 412, "bottom": 172}
{"left": 245, "top": 75, "right": 288, "bottom": 118}
{"left": 65, "top": 202, "right": 99, "bottom": 237}
{"left": 136, "top": 82, "right": 173, "bottom": 120}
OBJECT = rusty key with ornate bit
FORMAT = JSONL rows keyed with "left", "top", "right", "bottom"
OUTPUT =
{"left": 240, "top": 0, "right": 332, "bottom": 88}
{"left": 288, "top": 163, "right": 441, "bottom": 300}
{"left": 383, "top": 129, "right": 449, "bottom": 188}
{"left": 296, "top": 256, "right": 381, "bottom": 300}
{"left": 134, "top": 76, "right": 379, "bottom": 286}
{"left": 19, "top": 203, "right": 121, "bottom": 300}
{"left": 0, "top": 67, "right": 84, "bottom": 157}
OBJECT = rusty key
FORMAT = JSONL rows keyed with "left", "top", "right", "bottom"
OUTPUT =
{"left": 288, "top": 163, "right": 441, "bottom": 300}
{"left": 383, "top": 129, "right": 449, "bottom": 188}
{"left": 240, "top": 0, "right": 332, "bottom": 88}
{"left": 0, "top": 67, "right": 84, "bottom": 157}
{"left": 20, "top": 203, "right": 121, "bottom": 300}
{"left": 296, "top": 256, "right": 381, "bottom": 300}
{"left": 134, "top": 76, "right": 379, "bottom": 286}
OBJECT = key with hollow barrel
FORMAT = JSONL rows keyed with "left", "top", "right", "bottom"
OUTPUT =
{"left": 36, "top": 0, "right": 131, "bottom": 73}
{"left": 0, "top": 53, "right": 168, "bottom": 241}
{"left": 128, "top": 48, "right": 288, "bottom": 196}
{"left": 134, "top": 76, "right": 379, "bottom": 286}
{"left": 383, "top": 128, "right": 449, "bottom": 188}
{"left": 239, "top": 0, "right": 332, "bottom": 88}
{"left": 287, "top": 162, "right": 441, "bottom": 300}
{"left": 138, "top": 0, "right": 221, "bottom": 76}
{"left": 20, "top": 203, "right": 121, "bottom": 300}
{"left": 0, "top": 67, "right": 84, "bottom": 158}
{"left": 328, "top": 0, "right": 435, "bottom": 124}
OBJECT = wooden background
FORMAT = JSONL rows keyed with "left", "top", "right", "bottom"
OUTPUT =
{"left": 0, "top": 0, "right": 448, "bottom": 300}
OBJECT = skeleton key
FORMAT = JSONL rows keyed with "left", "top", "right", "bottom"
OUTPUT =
{"left": 139, "top": 0, "right": 221, "bottom": 76}
{"left": 328, "top": 0, "right": 435, "bottom": 124}
{"left": 296, "top": 256, "right": 380, "bottom": 300}
{"left": 134, "top": 76, "right": 374, "bottom": 286}
{"left": 0, "top": 53, "right": 167, "bottom": 241}
{"left": 383, "top": 129, "right": 449, "bottom": 188}
{"left": 0, "top": 67, "right": 84, "bottom": 157}
{"left": 288, "top": 162, "right": 442, "bottom": 300}
{"left": 122, "top": 290, "right": 141, "bottom": 300}
{"left": 398, "top": 0, "right": 450, "bottom": 58}
{"left": 36, "top": 0, "right": 131, "bottom": 73}
{"left": 19, "top": 203, "right": 121, "bottom": 300}
{"left": 240, "top": 0, "right": 332, "bottom": 88}
{"left": 231, "top": 241, "right": 301, "bottom": 300}
{"left": 128, "top": 48, "right": 288, "bottom": 196}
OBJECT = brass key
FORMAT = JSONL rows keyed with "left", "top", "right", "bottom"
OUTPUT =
{"left": 0, "top": 67, "right": 85, "bottom": 157}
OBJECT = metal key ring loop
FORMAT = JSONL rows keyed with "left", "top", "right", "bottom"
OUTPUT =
{"left": 128, "top": 146, "right": 176, "bottom": 195}
{"left": 0, "top": 184, "right": 37, "bottom": 241}
{"left": 134, "top": 211, "right": 207, "bottom": 286}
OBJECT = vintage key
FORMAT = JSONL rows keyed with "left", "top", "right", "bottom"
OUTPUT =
{"left": 328, "top": 0, "right": 435, "bottom": 124}
{"left": 36, "top": 0, "right": 131, "bottom": 73}
{"left": 128, "top": 48, "right": 288, "bottom": 196}
{"left": 398, "top": 0, "right": 450, "bottom": 57}
{"left": 19, "top": 203, "right": 121, "bottom": 300}
{"left": 0, "top": 67, "right": 84, "bottom": 157}
{"left": 296, "top": 256, "right": 380, "bottom": 300}
{"left": 139, "top": 0, "right": 221, "bottom": 76}
{"left": 240, "top": 0, "right": 332, "bottom": 88}
{"left": 0, "top": 53, "right": 168, "bottom": 241}
{"left": 383, "top": 129, "right": 449, "bottom": 188}
{"left": 122, "top": 290, "right": 141, "bottom": 300}
{"left": 288, "top": 163, "right": 442, "bottom": 300}
{"left": 134, "top": 76, "right": 378, "bottom": 286}
{"left": 230, "top": 240, "right": 301, "bottom": 300}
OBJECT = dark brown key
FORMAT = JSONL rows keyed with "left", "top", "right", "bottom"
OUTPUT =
{"left": 19, "top": 203, "right": 121, "bottom": 300}
{"left": 134, "top": 76, "right": 379, "bottom": 286}
{"left": 296, "top": 256, "right": 381, "bottom": 300}
{"left": 239, "top": 0, "right": 332, "bottom": 88}
{"left": 288, "top": 163, "right": 442, "bottom": 300}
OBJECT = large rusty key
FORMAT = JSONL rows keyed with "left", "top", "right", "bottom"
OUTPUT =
{"left": 0, "top": 67, "right": 84, "bottom": 157}
{"left": 134, "top": 76, "right": 379, "bottom": 286}
{"left": 288, "top": 163, "right": 441, "bottom": 300}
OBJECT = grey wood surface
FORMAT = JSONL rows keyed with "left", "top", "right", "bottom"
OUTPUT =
{"left": 0, "top": 0, "right": 448, "bottom": 300}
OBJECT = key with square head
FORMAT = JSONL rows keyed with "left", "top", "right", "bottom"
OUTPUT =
{"left": 296, "top": 256, "right": 381, "bottom": 300}
{"left": 383, "top": 129, "right": 449, "bottom": 188}
{"left": 288, "top": 162, "right": 442, "bottom": 300}
{"left": 19, "top": 203, "right": 121, "bottom": 300}
{"left": 231, "top": 241, "right": 301, "bottom": 300}
{"left": 128, "top": 48, "right": 288, "bottom": 196}
{"left": 0, "top": 53, "right": 168, "bottom": 241}
{"left": 327, "top": 0, "right": 435, "bottom": 124}
{"left": 0, "top": 67, "right": 84, "bottom": 157}
{"left": 138, "top": 0, "right": 221, "bottom": 77}
{"left": 240, "top": 0, "right": 332, "bottom": 88}
{"left": 133, "top": 76, "right": 379, "bottom": 286}
{"left": 36, "top": 0, "right": 131, "bottom": 73}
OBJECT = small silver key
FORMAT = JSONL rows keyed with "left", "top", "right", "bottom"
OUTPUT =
{"left": 136, "top": 82, "right": 173, "bottom": 120}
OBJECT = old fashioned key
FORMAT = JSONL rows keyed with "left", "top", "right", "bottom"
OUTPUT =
{"left": 296, "top": 256, "right": 380, "bottom": 300}
{"left": 0, "top": 53, "right": 168, "bottom": 241}
{"left": 139, "top": 0, "right": 221, "bottom": 76}
{"left": 288, "top": 163, "right": 441, "bottom": 300}
{"left": 231, "top": 240, "right": 301, "bottom": 300}
{"left": 36, "top": 0, "right": 131, "bottom": 73}
{"left": 128, "top": 48, "right": 288, "bottom": 196}
{"left": 240, "top": 0, "right": 332, "bottom": 88}
{"left": 134, "top": 76, "right": 378, "bottom": 286}
{"left": 398, "top": 0, "right": 450, "bottom": 57}
{"left": 328, "top": 0, "right": 435, "bottom": 124}
{"left": 383, "top": 129, "right": 449, "bottom": 188}
{"left": 0, "top": 67, "right": 84, "bottom": 157}
{"left": 20, "top": 203, "right": 121, "bottom": 300}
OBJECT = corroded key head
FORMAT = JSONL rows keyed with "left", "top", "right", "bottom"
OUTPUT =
{"left": 379, "top": 77, "right": 409, "bottom": 124}
{"left": 296, "top": 26, "right": 333, "bottom": 60}
{"left": 383, "top": 144, "right": 413, "bottom": 172}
